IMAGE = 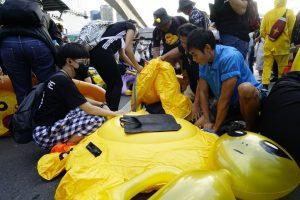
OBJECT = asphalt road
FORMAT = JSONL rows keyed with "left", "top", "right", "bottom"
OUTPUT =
{"left": 0, "top": 96, "right": 299, "bottom": 200}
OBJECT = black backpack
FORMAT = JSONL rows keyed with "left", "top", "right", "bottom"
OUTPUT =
{"left": 0, "top": 0, "right": 44, "bottom": 27}
{"left": 9, "top": 83, "right": 45, "bottom": 144}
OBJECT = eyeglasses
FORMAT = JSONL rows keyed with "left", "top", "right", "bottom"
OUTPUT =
{"left": 75, "top": 59, "right": 90, "bottom": 66}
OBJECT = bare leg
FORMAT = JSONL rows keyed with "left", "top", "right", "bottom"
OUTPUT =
{"left": 238, "top": 83, "right": 260, "bottom": 131}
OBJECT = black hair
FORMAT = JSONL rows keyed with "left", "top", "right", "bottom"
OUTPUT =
{"left": 187, "top": 29, "right": 216, "bottom": 52}
{"left": 127, "top": 19, "right": 137, "bottom": 25}
{"left": 57, "top": 43, "right": 89, "bottom": 68}
{"left": 177, "top": 23, "right": 198, "bottom": 37}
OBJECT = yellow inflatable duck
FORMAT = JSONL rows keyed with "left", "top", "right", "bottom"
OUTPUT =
{"left": 38, "top": 114, "right": 299, "bottom": 199}
{"left": 37, "top": 113, "right": 218, "bottom": 199}
{"left": 0, "top": 76, "right": 17, "bottom": 136}
{"left": 119, "top": 131, "right": 299, "bottom": 200}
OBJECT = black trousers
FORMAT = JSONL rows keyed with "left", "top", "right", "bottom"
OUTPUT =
{"left": 90, "top": 46, "right": 122, "bottom": 111}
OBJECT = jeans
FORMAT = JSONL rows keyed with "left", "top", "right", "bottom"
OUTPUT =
{"left": 220, "top": 34, "right": 249, "bottom": 59}
{"left": 0, "top": 36, "right": 56, "bottom": 104}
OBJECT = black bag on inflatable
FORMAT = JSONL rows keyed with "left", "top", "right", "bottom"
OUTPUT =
{"left": 9, "top": 83, "right": 45, "bottom": 144}
{"left": 0, "top": 0, "right": 44, "bottom": 27}
{"left": 120, "top": 114, "right": 181, "bottom": 134}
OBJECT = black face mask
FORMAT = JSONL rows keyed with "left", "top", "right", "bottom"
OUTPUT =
{"left": 75, "top": 62, "right": 89, "bottom": 76}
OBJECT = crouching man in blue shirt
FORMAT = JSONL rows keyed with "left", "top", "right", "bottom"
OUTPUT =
{"left": 187, "top": 29, "right": 266, "bottom": 133}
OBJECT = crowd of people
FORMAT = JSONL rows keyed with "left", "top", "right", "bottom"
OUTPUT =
{"left": 0, "top": 0, "right": 299, "bottom": 163}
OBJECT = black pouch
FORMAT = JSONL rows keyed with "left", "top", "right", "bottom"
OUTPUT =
{"left": 120, "top": 114, "right": 181, "bottom": 134}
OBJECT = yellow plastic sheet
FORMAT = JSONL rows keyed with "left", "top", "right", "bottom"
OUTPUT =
{"left": 44, "top": 115, "right": 218, "bottom": 199}
{"left": 291, "top": 49, "right": 300, "bottom": 71}
{"left": 132, "top": 59, "right": 192, "bottom": 119}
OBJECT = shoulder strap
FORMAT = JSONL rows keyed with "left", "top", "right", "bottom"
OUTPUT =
{"left": 283, "top": 9, "right": 288, "bottom": 18}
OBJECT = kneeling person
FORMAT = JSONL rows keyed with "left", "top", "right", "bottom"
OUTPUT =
{"left": 33, "top": 43, "right": 121, "bottom": 149}
{"left": 187, "top": 30, "right": 265, "bottom": 133}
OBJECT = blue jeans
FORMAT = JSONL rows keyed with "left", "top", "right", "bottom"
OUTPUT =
{"left": 220, "top": 34, "right": 249, "bottom": 59}
{"left": 0, "top": 36, "right": 56, "bottom": 104}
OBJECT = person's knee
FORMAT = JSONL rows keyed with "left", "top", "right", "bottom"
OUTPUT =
{"left": 238, "top": 83, "right": 258, "bottom": 99}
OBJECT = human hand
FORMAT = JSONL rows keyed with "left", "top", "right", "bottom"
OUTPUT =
{"left": 136, "top": 65, "right": 143, "bottom": 73}
{"left": 159, "top": 55, "right": 165, "bottom": 61}
{"left": 203, "top": 122, "right": 214, "bottom": 130}
{"left": 144, "top": 60, "right": 149, "bottom": 65}
{"left": 191, "top": 104, "right": 201, "bottom": 121}
{"left": 114, "top": 110, "right": 127, "bottom": 116}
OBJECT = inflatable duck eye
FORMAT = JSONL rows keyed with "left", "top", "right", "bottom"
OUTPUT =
{"left": 0, "top": 101, "right": 8, "bottom": 112}
{"left": 260, "top": 140, "right": 292, "bottom": 160}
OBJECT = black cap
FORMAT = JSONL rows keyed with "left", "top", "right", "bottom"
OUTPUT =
{"left": 178, "top": 0, "right": 195, "bottom": 12}
{"left": 153, "top": 8, "right": 172, "bottom": 27}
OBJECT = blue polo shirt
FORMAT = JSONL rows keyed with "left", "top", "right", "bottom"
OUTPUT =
{"left": 199, "top": 45, "right": 262, "bottom": 104}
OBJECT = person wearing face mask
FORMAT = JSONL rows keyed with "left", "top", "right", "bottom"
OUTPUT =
{"left": 73, "top": 63, "right": 92, "bottom": 84}
{"left": 187, "top": 29, "right": 265, "bottom": 134}
{"left": 33, "top": 43, "right": 123, "bottom": 150}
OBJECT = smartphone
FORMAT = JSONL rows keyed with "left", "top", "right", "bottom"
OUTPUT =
{"left": 86, "top": 142, "right": 102, "bottom": 157}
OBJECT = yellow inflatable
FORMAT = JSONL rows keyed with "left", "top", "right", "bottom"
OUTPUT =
{"left": 0, "top": 76, "right": 105, "bottom": 137}
{"left": 37, "top": 113, "right": 300, "bottom": 200}
{"left": 214, "top": 131, "right": 300, "bottom": 200}
{"left": 149, "top": 169, "right": 235, "bottom": 200}
{"left": 146, "top": 131, "right": 300, "bottom": 200}
{"left": 38, "top": 127, "right": 300, "bottom": 200}
{"left": 291, "top": 49, "right": 300, "bottom": 71}
{"left": 0, "top": 76, "right": 17, "bottom": 136}
{"left": 37, "top": 113, "right": 218, "bottom": 199}
{"left": 132, "top": 58, "right": 192, "bottom": 119}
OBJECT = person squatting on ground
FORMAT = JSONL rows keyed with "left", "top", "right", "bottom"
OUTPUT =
{"left": 33, "top": 43, "right": 123, "bottom": 149}
{"left": 187, "top": 29, "right": 266, "bottom": 133}
{"left": 260, "top": 0, "right": 295, "bottom": 87}
{"left": 90, "top": 20, "right": 143, "bottom": 111}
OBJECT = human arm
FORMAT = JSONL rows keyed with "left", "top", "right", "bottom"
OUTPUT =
{"left": 192, "top": 80, "right": 201, "bottom": 120}
{"left": 160, "top": 47, "right": 182, "bottom": 62}
{"left": 195, "top": 79, "right": 212, "bottom": 128}
{"left": 124, "top": 29, "right": 143, "bottom": 72}
{"left": 152, "top": 28, "right": 162, "bottom": 58}
{"left": 119, "top": 48, "right": 137, "bottom": 68}
{"left": 213, "top": 77, "right": 237, "bottom": 132}
{"left": 228, "top": 0, "right": 248, "bottom": 16}
{"left": 80, "top": 102, "right": 120, "bottom": 117}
